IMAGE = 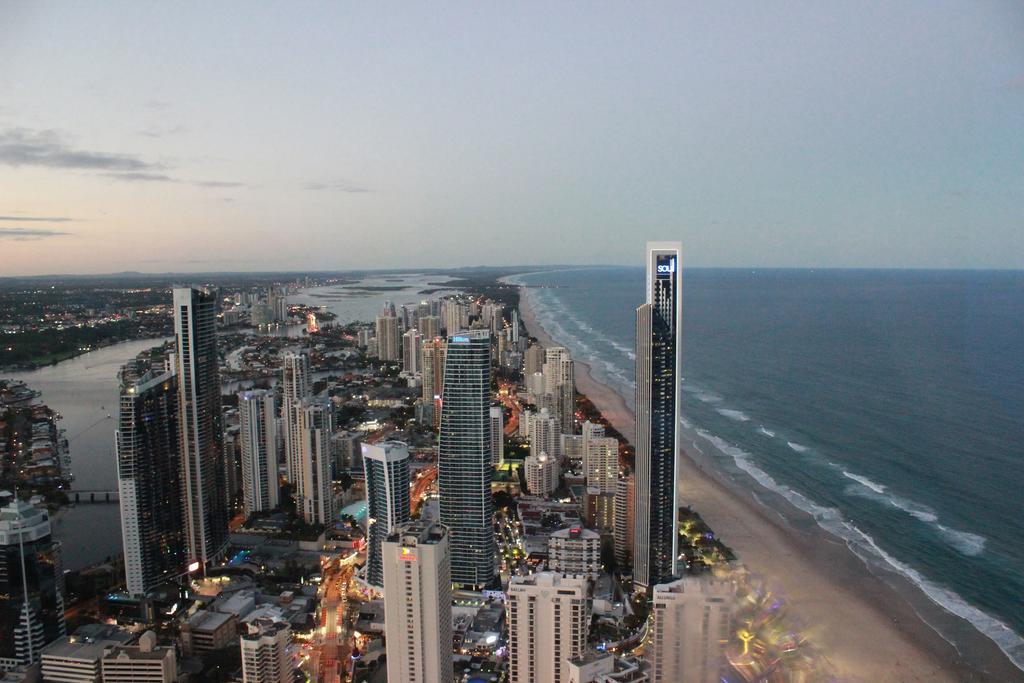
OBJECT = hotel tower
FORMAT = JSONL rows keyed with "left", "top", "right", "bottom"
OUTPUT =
{"left": 633, "top": 242, "right": 682, "bottom": 589}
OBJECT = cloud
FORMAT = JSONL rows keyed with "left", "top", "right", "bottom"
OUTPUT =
{"left": 138, "top": 125, "right": 187, "bottom": 138}
{"left": 193, "top": 180, "right": 246, "bottom": 188}
{"left": 0, "top": 227, "right": 72, "bottom": 240}
{"left": 102, "top": 171, "right": 177, "bottom": 182}
{"left": 0, "top": 215, "right": 74, "bottom": 222}
{"left": 0, "top": 128, "right": 164, "bottom": 172}
{"left": 303, "top": 181, "right": 371, "bottom": 193}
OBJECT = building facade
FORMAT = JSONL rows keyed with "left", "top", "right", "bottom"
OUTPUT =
{"left": 238, "top": 390, "right": 280, "bottom": 518}
{"left": 437, "top": 330, "right": 495, "bottom": 588}
{"left": 281, "top": 350, "right": 311, "bottom": 489}
{"left": 362, "top": 441, "right": 411, "bottom": 588}
{"left": 507, "top": 573, "right": 589, "bottom": 683}
{"left": 489, "top": 406, "right": 504, "bottom": 466}
{"left": 382, "top": 522, "right": 454, "bottom": 683}
{"left": 650, "top": 576, "right": 734, "bottom": 683}
{"left": 117, "top": 361, "right": 184, "bottom": 598}
{"left": 173, "top": 286, "right": 229, "bottom": 569}
{"left": 547, "top": 527, "right": 601, "bottom": 580}
{"left": 239, "top": 619, "right": 291, "bottom": 683}
{"left": 0, "top": 500, "right": 65, "bottom": 670}
{"left": 296, "top": 400, "right": 334, "bottom": 526}
{"left": 633, "top": 242, "right": 682, "bottom": 589}
{"left": 524, "top": 452, "right": 559, "bottom": 496}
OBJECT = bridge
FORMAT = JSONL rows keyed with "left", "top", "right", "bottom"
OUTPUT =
{"left": 70, "top": 490, "right": 120, "bottom": 504}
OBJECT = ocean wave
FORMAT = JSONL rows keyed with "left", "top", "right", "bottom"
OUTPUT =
{"left": 716, "top": 408, "right": 750, "bottom": 422}
{"left": 841, "top": 472, "right": 986, "bottom": 555}
{"left": 786, "top": 441, "right": 810, "bottom": 453}
{"left": 689, "top": 429, "right": 1023, "bottom": 671}
{"left": 757, "top": 426, "right": 776, "bottom": 438}
{"left": 842, "top": 471, "right": 887, "bottom": 495}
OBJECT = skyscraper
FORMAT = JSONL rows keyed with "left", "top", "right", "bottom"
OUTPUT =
{"left": 0, "top": 499, "right": 65, "bottom": 668}
{"left": 614, "top": 470, "right": 635, "bottom": 568}
{"left": 281, "top": 350, "right": 311, "bottom": 488}
{"left": 375, "top": 315, "right": 401, "bottom": 361}
{"left": 507, "top": 573, "right": 589, "bottom": 683}
{"left": 524, "top": 452, "right": 559, "bottom": 496}
{"left": 382, "top": 522, "right": 454, "bottom": 683}
{"left": 173, "top": 286, "right": 229, "bottom": 569}
{"left": 543, "top": 347, "right": 575, "bottom": 434}
{"left": 585, "top": 436, "right": 618, "bottom": 495}
{"left": 362, "top": 441, "right": 411, "bottom": 588}
{"left": 238, "top": 390, "right": 280, "bottom": 518}
{"left": 489, "top": 406, "right": 504, "bottom": 466}
{"left": 421, "top": 338, "right": 446, "bottom": 428}
{"left": 239, "top": 619, "right": 292, "bottom": 683}
{"left": 437, "top": 330, "right": 494, "bottom": 588}
{"left": 117, "top": 361, "right": 184, "bottom": 597}
{"left": 650, "top": 576, "right": 735, "bottom": 683}
{"left": 402, "top": 328, "right": 422, "bottom": 373}
{"left": 528, "top": 407, "right": 561, "bottom": 461}
{"left": 418, "top": 315, "right": 441, "bottom": 340}
{"left": 296, "top": 400, "right": 334, "bottom": 525}
{"left": 633, "top": 242, "right": 682, "bottom": 589}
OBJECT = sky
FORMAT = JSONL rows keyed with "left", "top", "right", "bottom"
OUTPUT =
{"left": 0, "top": 1, "right": 1022, "bottom": 275}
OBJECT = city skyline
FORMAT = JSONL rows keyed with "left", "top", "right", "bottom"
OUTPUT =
{"left": 2, "top": 2, "right": 1023, "bottom": 275}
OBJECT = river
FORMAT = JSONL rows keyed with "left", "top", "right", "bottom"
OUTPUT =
{"left": 5, "top": 338, "right": 170, "bottom": 569}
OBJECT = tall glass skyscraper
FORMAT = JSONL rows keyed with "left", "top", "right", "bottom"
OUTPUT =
{"left": 173, "top": 286, "right": 229, "bottom": 569}
{"left": 633, "top": 242, "right": 682, "bottom": 589}
{"left": 117, "top": 359, "right": 185, "bottom": 597}
{"left": 438, "top": 330, "right": 495, "bottom": 588}
{"left": 0, "top": 499, "right": 65, "bottom": 669}
{"left": 362, "top": 441, "right": 411, "bottom": 588}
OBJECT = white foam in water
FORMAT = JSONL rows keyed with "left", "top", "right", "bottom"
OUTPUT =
{"left": 842, "top": 471, "right": 986, "bottom": 555}
{"left": 715, "top": 407, "right": 750, "bottom": 422}
{"left": 689, "top": 428, "right": 1022, "bottom": 670}
{"left": 786, "top": 441, "right": 810, "bottom": 453}
{"left": 842, "top": 471, "right": 888, "bottom": 495}
{"left": 757, "top": 426, "right": 776, "bottom": 438}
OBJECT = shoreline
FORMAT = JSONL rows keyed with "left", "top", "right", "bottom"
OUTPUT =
{"left": 514, "top": 280, "right": 1022, "bottom": 683}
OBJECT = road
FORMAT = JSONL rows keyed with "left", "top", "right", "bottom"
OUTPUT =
{"left": 411, "top": 465, "right": 437, "bottom": 516}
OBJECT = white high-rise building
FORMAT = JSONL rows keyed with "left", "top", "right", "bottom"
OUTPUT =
{"left": 489, "top": 406, "right": 504, "bottom": 466}
{"left": 581, "top": 421, "right": 605, "bottom": 463}
{"left": 507, "top": 573, "right": 590, "bottom": 683}
{"left": 614, "top": 471, "right": 635, "bottom": 567}
{"left": 585, "top": 437, "right": 618, "bottom": 495}
{"left": 418, "top": 315, "right": 441, "bottom": 340}
{"left": 281, "top": 350, "right": 311, "bottom": 488}
{"left": 420, "top": 337, "right": 446, "bottom": 428}
{"left": 375, "top": 315, "right": 401, "bottom": 361}
{"left": 529, "top": 407, "right": 561, "bottom": 460}
{"left": 295, "top": 400, "right": 334, "bottom": 525}
{"left": 402, "top": 329, "right": 422, "bottom": 373}
{"left": 239, "top": 619, "right": 291, "bottom": 683}
{"left": 362, "top": 441, "right": 411, "bottom": 587}
{"left": 173, "top": 286, "right": 229, "bottom": 569}
{"left": 543, "top": 347, "right": 575, "bottom": 434}
{"left": 650, "top": 576, "right": 735, "bottom": 683}
{"left": 238, "top": 390, "right": 279, "bottom": 518}
{"left": 524, "top": 344, "right": 545, "bottom": 376}
{"left": 634, "top": 242, "right": 682, "bottom": 589}
{"left": 524, "top": 451, "right": 559, "bottom": 496}
{"left": 547, "top": 527, "right": 601, "bottom": 580}
{"left": 441, "top": 299, "right": 468, "bottom": 334}
{"left": 383, "top": 522, "right": 454, "bottom": 683}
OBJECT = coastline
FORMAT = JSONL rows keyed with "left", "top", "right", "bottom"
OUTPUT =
{"left": 515, "top": 282, "right": 1022, "bottom": 683}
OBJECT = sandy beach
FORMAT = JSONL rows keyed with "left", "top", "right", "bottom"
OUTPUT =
{"left": 516, "top": 284, "right": 1022, "bottom": 683}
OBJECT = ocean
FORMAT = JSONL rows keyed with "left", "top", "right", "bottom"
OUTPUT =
{"left": 511, "top": 267, "right": 1024, "bottom": 670}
